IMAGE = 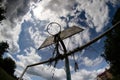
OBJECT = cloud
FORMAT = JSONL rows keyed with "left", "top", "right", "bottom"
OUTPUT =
{"left": 71, "top": 68, "right": 105, "bottom": 80}
{"left": 0, "top": 20, "right": 21, "bottom": 53}
{"left": 27, "top": 65, "right": 66, "bottom": 80}
{"left": 108, "top": 0, "right": 120, "bottom": 7}
{"left": 27, "top": 20, "right": 48, "bottom": 48}
{"left": 33, "top": 0, "right": 109, "bottom": 32}
{"left": 76, "top": 0, "right": 110, "bottom": 32}
{"left": 44, "top": 0, "right": 76, "bottom": 12}
{"left": 33, "top": 0, "right": 120, "bottom": 32}
{"left": 0, "top": 0, "right": 40, "bottom": 53}
{"left": 5, "top": 0, "right": 38, "bottom": 22}
{"left": 72, "top": 69, "right": 96, "bottom": 80}
{"left": 15, "top": 47, "right": 41, "bottom": 78}
{"left": 82, "top": 57, "right": 103, "bottom": 67}
{"left": 16, "top": 47, "right": 41, "bottom": 68}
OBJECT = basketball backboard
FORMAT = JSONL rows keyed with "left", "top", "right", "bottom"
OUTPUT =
{"left": 38, "top": 26, "right": 84, "bottom": 49}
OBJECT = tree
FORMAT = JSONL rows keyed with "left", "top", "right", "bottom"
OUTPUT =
{"left": 0, "top": 1, "right": 17, "bottom": 79}
{"left": 0, "top": 42, "right": 9, "bottom": 69}
{"left": 0, "top": 7, "right": 6, "bottom": 21}
{"left": 0, "top": 0, "right": 6, "bottom": 21}
{"left": 0, "top": 42, "right": 9, "bottom": 57}
{"left": 0, "top": 41, "right": 17, "bottom": 79}
{"left": 103, "top": 8, "right": 120, "bottom": 77}
{"left": 3, "top": 57, "right": 16, "bottom": 77}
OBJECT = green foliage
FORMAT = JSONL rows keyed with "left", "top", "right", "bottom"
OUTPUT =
{"left": 103, "top": 8, "right": 120, "bottom": 77}
{"left": 2, "top": 57, "right": 16, "bottom": 77}
{"left": 0, "top": 67, "right": 16, "bottom": 80}
{"left": 0, "top": 1, "right": 17, "bottom": 79}
{"left": 0, "top": 41, "right": 17, "bottom": 79}
{"left": 0, "top": 42, "right": 9, "bottom": 57}
{"left": 0, "top": 7, "right": 6, "bottom": 21}
{"left": 112, "top": 75, "right": 120, "bottom": 80}
{"left": 0, "top": 0, "right": 6, "bottom": 22}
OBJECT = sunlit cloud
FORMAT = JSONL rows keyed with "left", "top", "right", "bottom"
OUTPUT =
{"left": 82, "top": 57, "right": 103, "bottom": 67}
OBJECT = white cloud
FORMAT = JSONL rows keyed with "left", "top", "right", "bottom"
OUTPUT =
{"left": 15, "top": 47, "right": 41, "bottom": 78}
{"left": 16, "top": 47, "right": 41, "bottom": 67}
{"left": 0, "top": 20, "right": 21, "bottom": 53}
{"left": 0, "top": 0, "right": 39, "bottom": 53}
{"left": 76, "top": 0, "right": 109, "bottom": 32}
{"left": 27, "top": 65, "right": 66, "bottom": 80}
{"left": 28, "top": 25, "right": 48, "bottom": 48}
{"left": 33, "top": 0, "right": 110, "bottom": 32}
{"left": 72, "top": 69, "right": 96, "bottom": 80}
{"left": 71, "top": 68, "right": 106, "bottom": 80}
{"left": 44, "top": 0, "right": 76, "bottom": 13}
{"left": 108, "top": 0, "right": 120, "bottom": 7}
{"left": 5, "top": 0, "right": 38, "bottom": 22}
{"left": 82, "top": 57, "right": 103, "bottom": 67}
{"left": 33, "top": 0, "right": 76, "bottom": 19}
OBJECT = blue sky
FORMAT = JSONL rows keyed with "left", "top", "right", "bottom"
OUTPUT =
{"left": 0, "top": 0, "right": 120, "bottom": 80}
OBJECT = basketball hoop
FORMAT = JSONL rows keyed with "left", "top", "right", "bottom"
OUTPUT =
{"left": 47, "top": 22, "right": 61, "bottom": 35}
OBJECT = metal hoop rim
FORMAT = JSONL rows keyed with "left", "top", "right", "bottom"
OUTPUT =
{"left": 47, "top": 22, "right": 61, "bottom": 35}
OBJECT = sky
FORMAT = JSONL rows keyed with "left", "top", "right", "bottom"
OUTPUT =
{"left": 0, "top": 0, "right": 120, "bottom": 80}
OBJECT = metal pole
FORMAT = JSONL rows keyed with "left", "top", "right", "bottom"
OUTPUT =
{"left": 65, "top": 56, "right": 71, "bottom": 80}
{"left": 19, "top": 66, "right": 28, "bottom": 80}
{"left": 59, "top": 37, "right": 71, "bottom": 80}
